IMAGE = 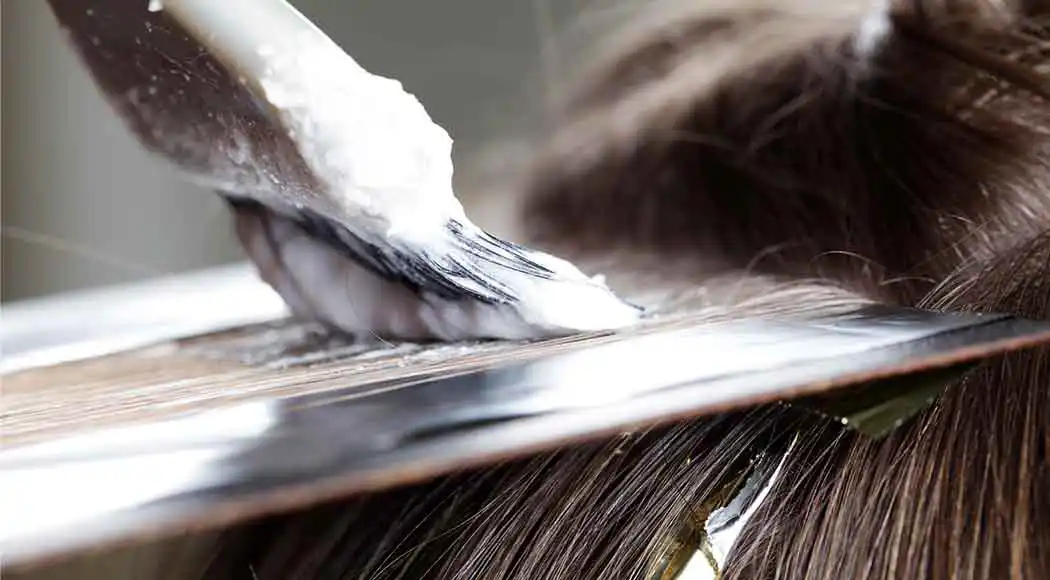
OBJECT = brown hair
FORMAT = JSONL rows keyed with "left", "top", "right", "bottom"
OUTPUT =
{"left": 43, "top": 1, "right": 1050, "bottom": 578}
{"left": 520, "top": 0, "right": 1050, "bottom": 305}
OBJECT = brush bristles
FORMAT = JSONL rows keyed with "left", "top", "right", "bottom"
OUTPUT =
{"left": 227, "top": 196, "right": 641, "bottom": 341}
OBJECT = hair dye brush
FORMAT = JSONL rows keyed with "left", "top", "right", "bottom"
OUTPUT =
{"left": 45, "top": 0, "right": 641, "bottom": 341}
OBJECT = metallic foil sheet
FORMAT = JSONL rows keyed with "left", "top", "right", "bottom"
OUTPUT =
{"left": 3, "top": 305, "right": 1049, "bottom": 569}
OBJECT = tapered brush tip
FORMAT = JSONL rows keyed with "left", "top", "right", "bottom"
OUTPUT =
{"left": 389, "top": 222, "right": 645, "bottom": 340}
{"left": 490, "top": 247, "right": 644, "bottom": 336}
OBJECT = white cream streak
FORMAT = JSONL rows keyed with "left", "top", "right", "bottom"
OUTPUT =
{"left": 256, "top": 33, "right": 461, "bottom": 238}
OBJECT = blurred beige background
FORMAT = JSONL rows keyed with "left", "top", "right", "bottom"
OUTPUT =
{"left": 3, "top": 0, "right": 609, "bottom": 302}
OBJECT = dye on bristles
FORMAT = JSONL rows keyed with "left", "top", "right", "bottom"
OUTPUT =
{"left": 219, "top": 9, "right": 644, "bottom": 341}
